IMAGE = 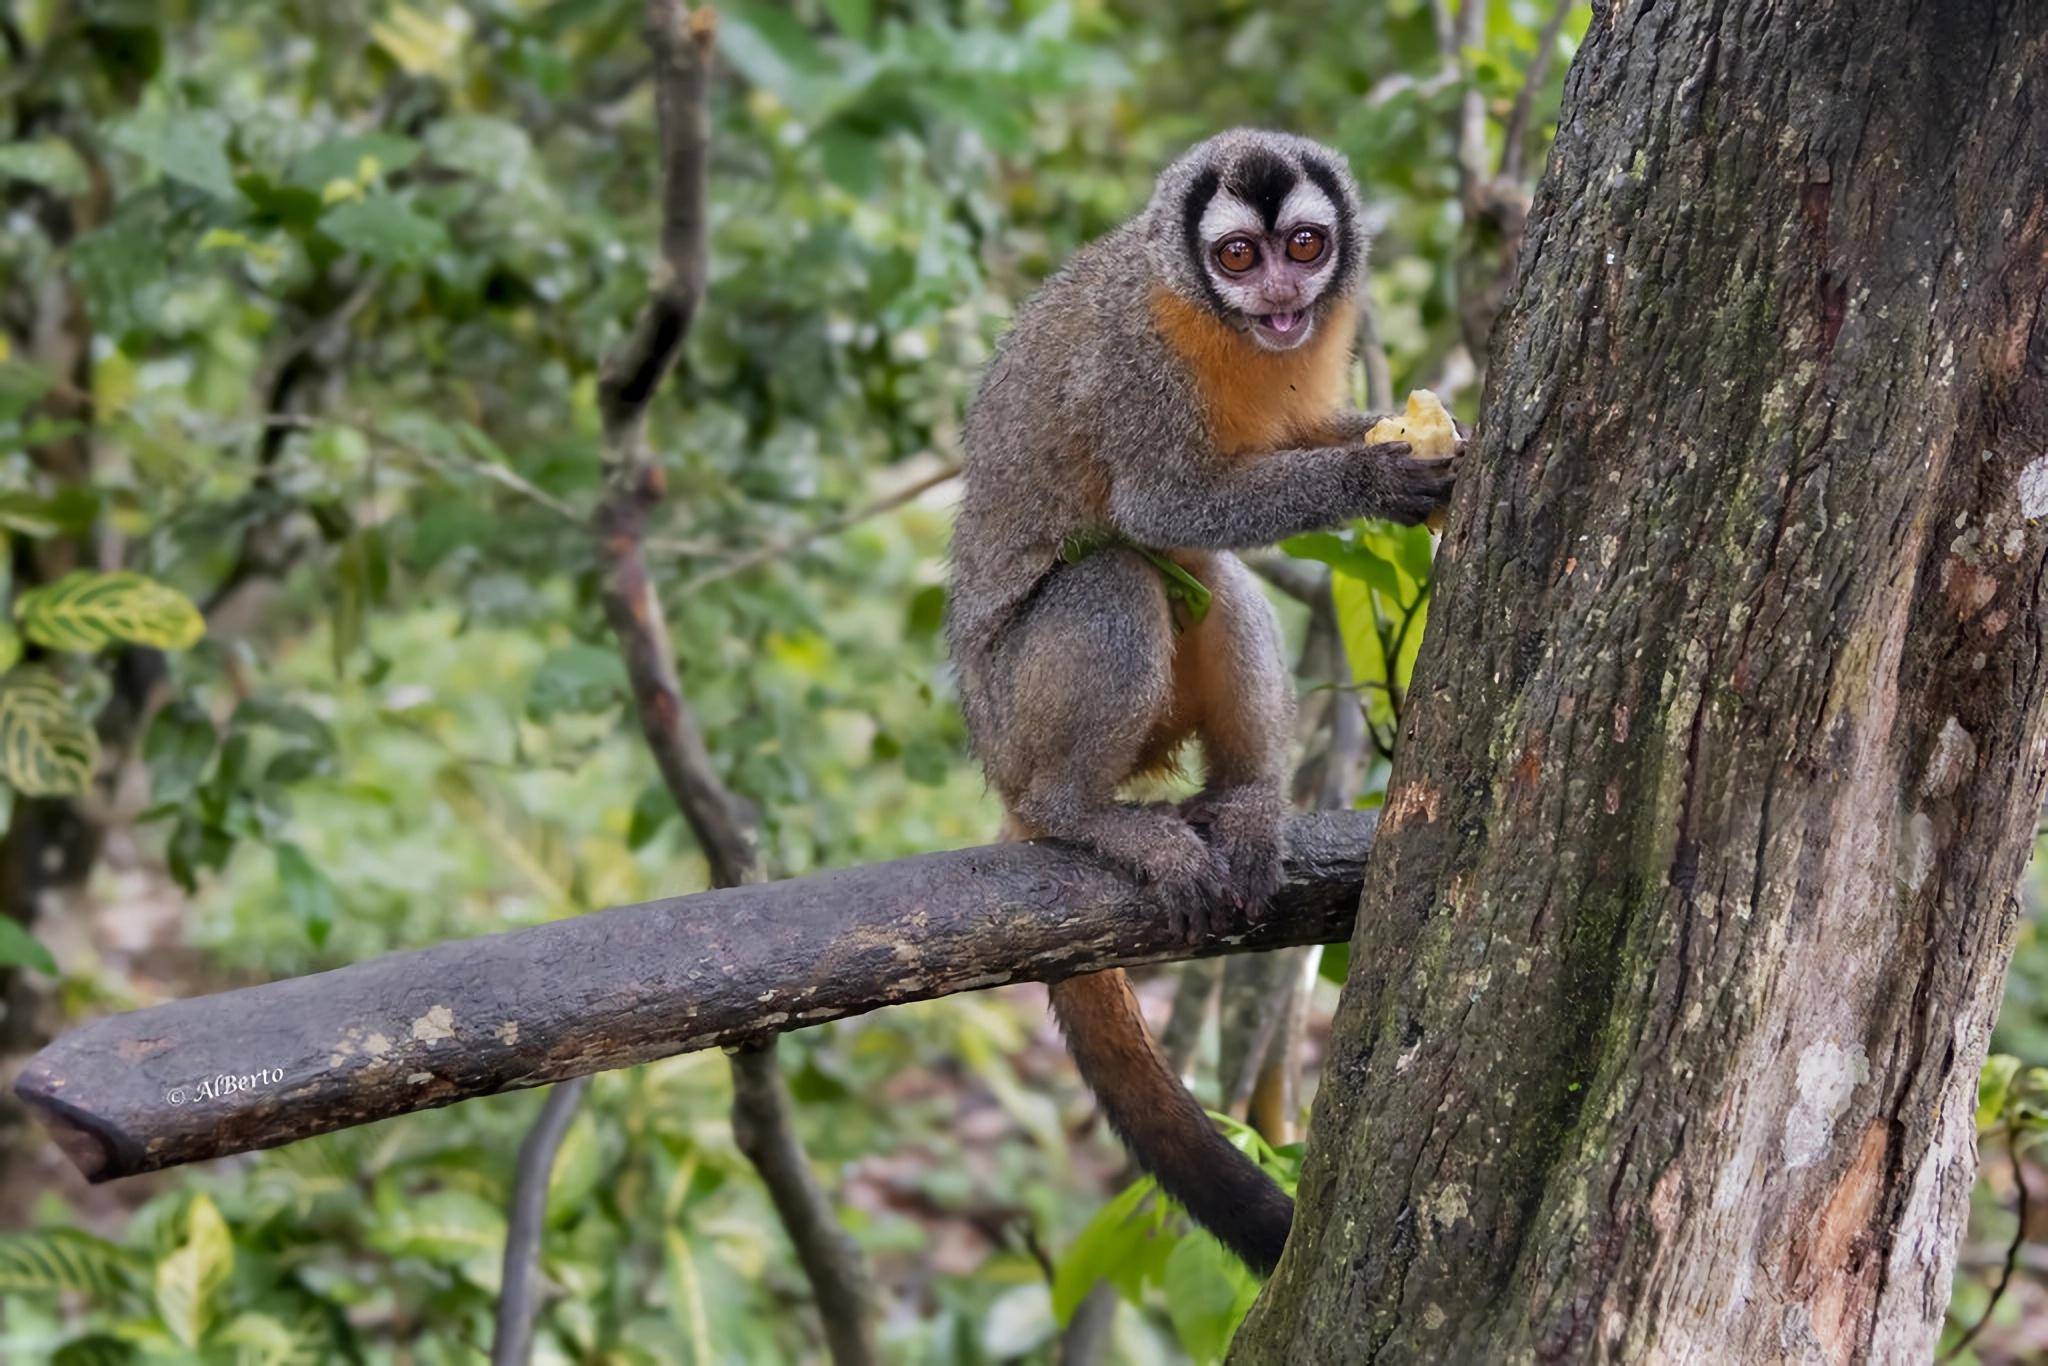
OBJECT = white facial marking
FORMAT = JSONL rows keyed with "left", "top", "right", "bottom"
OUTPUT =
{"left": 1275, "top": 180, "right": 1337, "bottom": 232}
{"left": 1197, "top": 191, "right": 1262, "bottom": 248}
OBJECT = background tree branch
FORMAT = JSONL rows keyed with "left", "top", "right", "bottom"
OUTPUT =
{"left": 499, "top": 5, "right": 876, "bottom": 1360}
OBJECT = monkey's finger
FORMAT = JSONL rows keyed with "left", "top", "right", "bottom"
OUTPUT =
{"left": 1385, "top": 460, "right": 1457, "bottom": 526}
{"left": 1358, "top": 439, "right": 1413, "bottom": 460}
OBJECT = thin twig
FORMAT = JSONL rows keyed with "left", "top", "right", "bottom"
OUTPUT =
{"left": 1426, "top": 0, "right": 1457, "bottom": 55}
{"left": 1499, "top": 0, "right": 1575, "bottom": 183}
{"left": 494, "top": 4, "right": 881, "bottom": 1361}
{"left": 1453, "top": 0, "right": 1491, "bottom": 200}
{"left": 236, "top": 409, "right": 725, "bottom": 553}
{"left": 1058, "top": 1284, "right": 1121, "bottom": 1365}
{"left": 202, "top": 273, "right": 383, "bottom": 618}
{"left": 491, "top": 1075, "right": 590, "bottom": 1366}
{"left": 1244, "top": 552, "right": 1327, "bottom": 607}
{"left": 1159, "top": 956, "right": 1223, "bottom": 1077}
{"left": 1299, "top": 580, "right": 1371, "bottom": 814}
{"left": 669, "top": 461, "right": 961, "bottom": 592}
{"left": 1228, "top": 569, "right": 1370, "bottom": 1136}
{"left": 1358, "top": 293, "right": 1395, "bottom": 416}
{"left": 728, "top": 1044, "right": 878, "bottom": 1361}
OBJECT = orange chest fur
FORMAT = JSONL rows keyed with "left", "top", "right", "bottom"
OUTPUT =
{"left": 1148, "top": 286, "right": 1355, "bottom": 456}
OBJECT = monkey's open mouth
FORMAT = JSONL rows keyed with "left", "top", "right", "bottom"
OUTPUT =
{"left": 1253, "top": 310, "right": 1309, "bottom": 342}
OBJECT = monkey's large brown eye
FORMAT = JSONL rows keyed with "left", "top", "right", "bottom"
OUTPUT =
{"left": 1216, "top": 238, "right": 1258, "bottom": 273}
{"left": 1286, "top": 227, "right": 1327, "bottom": 264}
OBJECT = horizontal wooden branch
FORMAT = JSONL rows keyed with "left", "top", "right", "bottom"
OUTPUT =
{"left": 17, "top": 811, "right": 1374, "bottom": 1182}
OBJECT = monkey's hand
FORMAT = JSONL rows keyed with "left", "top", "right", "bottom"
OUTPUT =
{"left": 1359, "top": 442, "right": 1457, "bottom": 527}
{"left": 1365, "top": 390, "right": 1463, "bottom": 530}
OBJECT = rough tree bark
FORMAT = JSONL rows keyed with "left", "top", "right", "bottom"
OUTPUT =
{"left": 1238, "top": 4, "right": 2048, "bottom": 1362}
{"left": 14, "top": 811, "right": 1373, "bottom": 1180}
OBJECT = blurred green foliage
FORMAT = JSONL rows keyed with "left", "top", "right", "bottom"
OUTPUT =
{"left": 22, "top": 0, "right": 2031, "bottom": 1362}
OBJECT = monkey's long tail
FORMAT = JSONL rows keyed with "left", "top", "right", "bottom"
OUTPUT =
{"left": 1047, "top": 969, "right": 1294, "bottom": 1274}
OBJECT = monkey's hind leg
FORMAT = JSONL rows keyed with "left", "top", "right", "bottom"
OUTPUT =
{"left": 1176, "top": 552, "right": 1295, "bottom": 914}
{"left": 990, "top": 547, "right": 1230, "bottom": 939}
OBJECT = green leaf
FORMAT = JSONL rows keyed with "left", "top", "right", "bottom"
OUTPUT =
{"left": 1318, "top": 941, "right": 1351, "bottom": 985}
{"left": 331, "top": 528, "right": 390, "bottom": 675}
{"left": 370, "top": 2, "right": 467, "bottom": 76}
{"left": 422, "top": 116, "right": 532, "bottom": 183}
{"left": 68, "top": 215, "right": 166, "bottom": 339}
{"left": 50, "top": 1334, "right": 139, "bottom": 1366}
{"left": 83, "top": 23, "right": 163, "bottom": 86}
{"left": 0, "top": 1229, "right": 136, "bottom": 1299}
{"left": 526, "top": 645, "right": 629, "bottom": 719}
{"left": 819, "top": 0, "right": 872, "bottom": 41}
{"left": 319, "top": 196, "right": 449, "bottom": 267}
{"left": 369, "top": 1189, "right": 506, "bottom": 1281}
{"left": 904, "top": 584, "right": 947, "bottom": 638}
{"left": 545, "top": 1109, "right": 604, "bottom": 1228}
{"left": 274, "top": 843, "right": 338, "bottom": 948}
{"left": 1979, "top": 1052, "right": 2022, "bottom": 1129}
{"left": 144, "top": 699, "right": 217, "bottom": 803}
{"left": 1163, "top": 1232, "right": 1259, "bottom": 1362}
{"left": 0, "top": 917, "right": 58, "bottom": 975}
{"left": 286, "top": 132, "right": 421, "bottom": 190}
{"left": 0, "top": 138, "right": 92, "bottom": 195}
{"left": 232, "top": 698, "right": 336, "bottom": 750}
{"left": 1330, "top": 571, "right": 1390, "bottom": 717}
{"left": 233, "top": 170, "right": 326, "bottom": 229}
{"left": 166, "top": 815, "right": 232, "bottom": 893}
{"left": 903, "top": 736, "right": 950, "bottom": 786}
{"left": 108, "top": 108, "right": 237, "bottom": 199}
{"left": 0, "top": 365, "right": 55, "bottom": 425}
{"left": 662, "top": 1226, "right": 715, "bottom": 1358}
{"left": 0, "top": 620, "right": 19, "bottom": 672}
{"left": 153, "top": 1194, "right": 233, "bottom": 1349}
{"left": 0, "top": 669, "right": 100, "bottom": 796}
{"left": 1052, "top": 1178, "right": 1168, "bottom": 1324}
{"left": 1278, "top": 530, "right": 1352, "bottom": 568}
{"left": 1378, "top": 521, "right": 1438, "bottom": 592}
{"left": 194, "top": 226, "right": 284, "bottom": 266}
{"left": 628, "top": 781, "right": 677, "bottom": 849}
{"left": 15, "top": 570, "right": 205, "bottom": 652}
{"left": 717, "top": 0, "right": 835, "bottom": 113}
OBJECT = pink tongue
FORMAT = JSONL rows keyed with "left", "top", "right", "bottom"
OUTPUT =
{"left": 1268, "top": 311, "right": 1300, "bottom": 333}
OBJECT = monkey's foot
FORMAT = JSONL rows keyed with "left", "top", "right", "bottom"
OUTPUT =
{"left": 1124, "top": 808, "right": 1235, "bottom": 943}
{"left": 1180, "top": 790, "right": 1285, "bottom": 920}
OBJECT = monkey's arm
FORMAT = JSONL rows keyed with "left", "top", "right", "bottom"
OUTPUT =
{"left": 1106, "top": 440, "right": 1451, "bottom": 550}
{"left": 1312, "top": 410, "right": 1396, "bottom": 443}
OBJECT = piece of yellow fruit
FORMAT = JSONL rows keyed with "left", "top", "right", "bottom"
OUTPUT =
{"left": 1364, "top": 389, "right": 1458, "bottom": 458}
{"left": 1364, "top": 389, "right": 1458, "bottom": 530}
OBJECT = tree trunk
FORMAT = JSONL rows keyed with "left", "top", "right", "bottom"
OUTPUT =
{"left": 1236, "top": 4, "right": 2048, "bottom": 1362}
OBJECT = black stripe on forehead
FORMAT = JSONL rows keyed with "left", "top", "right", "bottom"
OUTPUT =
{"left": 1179, "top": 165, "right": 1229, "bottom": 312}
{"left": 1227, "top": 147, "right": 1297, "bottom": 229}
{"left": 1300, "top": 153, "right": 1359, "bottom": 274}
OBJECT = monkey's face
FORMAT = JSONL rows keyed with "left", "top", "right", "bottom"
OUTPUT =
{"left": 1182, "top": 144, "right": 1354, "bottom": 353}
